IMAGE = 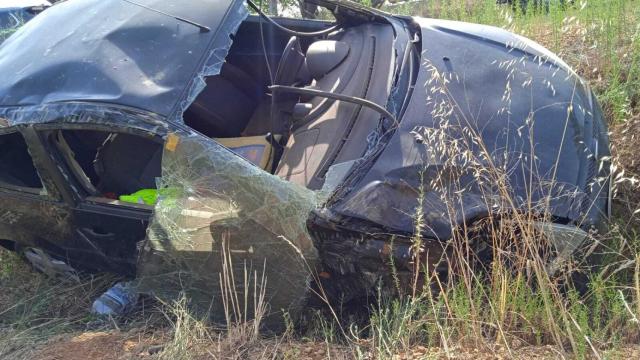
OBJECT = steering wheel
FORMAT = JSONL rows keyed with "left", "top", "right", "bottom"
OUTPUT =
{"left": 274, "top": 36, "right": 308, "bottom": 86}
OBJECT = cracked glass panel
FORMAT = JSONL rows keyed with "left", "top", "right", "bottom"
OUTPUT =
{"left": 137, "top": 132, "right": 319, "bottom": 327}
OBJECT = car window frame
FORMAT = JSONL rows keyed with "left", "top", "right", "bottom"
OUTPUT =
{"left": 36, "top": 123, "right": 165, "bottom": 211}
{"left": 0, "top": 127, "right": 49, "bottom": 196}
{"left": 53, "top": 129, "right": 100, "bottom": 195}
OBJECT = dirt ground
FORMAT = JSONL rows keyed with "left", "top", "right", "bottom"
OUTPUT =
{"left": 28, "top": 330, "right": 350, "bottom": 360}
{"left": 32, "top": 331, "right": 159, "bottom": 360}
{"left": 26, "top": 329, "right": 640, "bottom": 359}
{"left": 26, "top": 330, "right": 520, "bottom": 360}
{"left": 2, "top": 251, "right": 637, "bottom": 360}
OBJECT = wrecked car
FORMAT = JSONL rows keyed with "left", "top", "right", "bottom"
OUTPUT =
{"left": 0, "top": 0, "right": 610, "bottom": 326}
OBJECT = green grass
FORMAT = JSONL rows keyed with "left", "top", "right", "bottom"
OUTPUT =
{"left": 0, "top": 14, "right": 24, "bottom": 43}
{"left": 0, "top": 28, "right": 17, "bottom": 43}
{"left": 388, "top": 0, "right": 640, "bottom": 126}
{"left": 0, "top": 250, "right": 117, "bottom": 359}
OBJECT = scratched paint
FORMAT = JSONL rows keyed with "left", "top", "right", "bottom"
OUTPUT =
{"left": 0, "top": 210, "right": 22, "bottom": 225}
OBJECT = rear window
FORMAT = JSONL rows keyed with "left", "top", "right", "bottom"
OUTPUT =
{"left": 0, "top": 132, "right": 43, "bottom": 190}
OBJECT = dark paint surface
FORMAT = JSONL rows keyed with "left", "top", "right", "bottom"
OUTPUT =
{"left": 0, "top": 0, "right": 245, "bottom": 274}
{"left": 320, "top": 17, "right": 610, "bottom": 241}
{"left": 0, "top": 0, "right": 239, "bottom": 119}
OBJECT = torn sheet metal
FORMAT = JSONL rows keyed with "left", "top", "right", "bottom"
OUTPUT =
{"left": 0, "top": 102, "right": 170, "bottom": 133}
{"left": 137, "top": 131, "right": 319, "bottom": 327}
{"left": 321, "top": 17, "right": 610, "bottom": 241}
{"left": 0, "top": 0, "right": 247, "bottom": 121}
{"left": 168, "top": 0, "right": 247, "bottom": 123}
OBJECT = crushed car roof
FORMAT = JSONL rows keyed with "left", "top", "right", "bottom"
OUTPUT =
{"left": 0, "top": 0, "right": 246, "bottom": 121}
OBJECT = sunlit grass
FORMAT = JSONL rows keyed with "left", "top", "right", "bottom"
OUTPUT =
{"left": 387, "top": 0, "right": 640, "bottom": 126}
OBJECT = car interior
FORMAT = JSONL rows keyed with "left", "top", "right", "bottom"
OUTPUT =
{"left": 51, "top": 129, "right": 162, "bottom": 208}
{"left": 46, "top": 15, "right": 398, "bottom": 209}
{"left": 183, "top": 15, "right": 396, "bottom": 190}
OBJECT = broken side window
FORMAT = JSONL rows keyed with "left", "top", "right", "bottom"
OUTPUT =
{"left": 49, "top": 129, "right": 162, "bottom": 205}
{"left": 0, "top": 131, "right": 43, "bottom": 192}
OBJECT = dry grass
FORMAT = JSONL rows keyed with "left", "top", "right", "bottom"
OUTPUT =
{"left": 0, "top": 250, "right": 116, "bottom": 359}
{"left": 350, "top": 2, "right": 640, "bottom": 358}
{"left": 610, "top": 113, "right": 640, "bottom": 227}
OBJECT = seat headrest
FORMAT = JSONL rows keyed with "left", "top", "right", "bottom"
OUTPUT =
{"left": 305, "top": 40, "right": 350, "bottom": 80}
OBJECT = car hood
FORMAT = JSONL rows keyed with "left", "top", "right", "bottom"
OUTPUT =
{"left": 0, "top": 0, "right": 247, "bottom": 122}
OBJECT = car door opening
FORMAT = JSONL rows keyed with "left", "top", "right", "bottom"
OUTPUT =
{"left": 51, "top": 129, "right": 162, "bottom": 207}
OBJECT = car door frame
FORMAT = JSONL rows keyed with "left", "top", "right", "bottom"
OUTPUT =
{"left": 0, "top": 125, "right": 76, "bottom": 258}
{"left": 33, "top": 121, "right": 167, "bottom": 276}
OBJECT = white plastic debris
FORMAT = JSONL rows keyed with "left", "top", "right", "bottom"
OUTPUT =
{"left": 91, "top": 281, "right": 139, "bottom": 316}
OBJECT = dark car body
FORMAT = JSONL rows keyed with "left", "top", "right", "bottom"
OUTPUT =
{"left": 0, "top": 0, "right": 610, "bottom": 321}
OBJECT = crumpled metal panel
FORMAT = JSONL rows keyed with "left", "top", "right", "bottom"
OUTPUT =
{"left": 322, "top": 17, "right": 610, "bottom": 240}
{"left": 0, "top": 102, "right": 170, "bottom": 132}
{"left": 136, "top": 131, "right": 319, "bottom": 327}
{"left": 0, "top": 0, "right": 246, "bottom": 121}
{"left": 0, "top": 0, "right": 313, "bottom": 326}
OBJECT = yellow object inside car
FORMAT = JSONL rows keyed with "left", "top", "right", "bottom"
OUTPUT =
{"left": 214, "top": 135, "right": 277, "bottom": 170}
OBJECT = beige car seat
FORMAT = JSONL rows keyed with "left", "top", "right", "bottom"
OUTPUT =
{"left": 275, "top": 24, "right": 395, "bottom": 190}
